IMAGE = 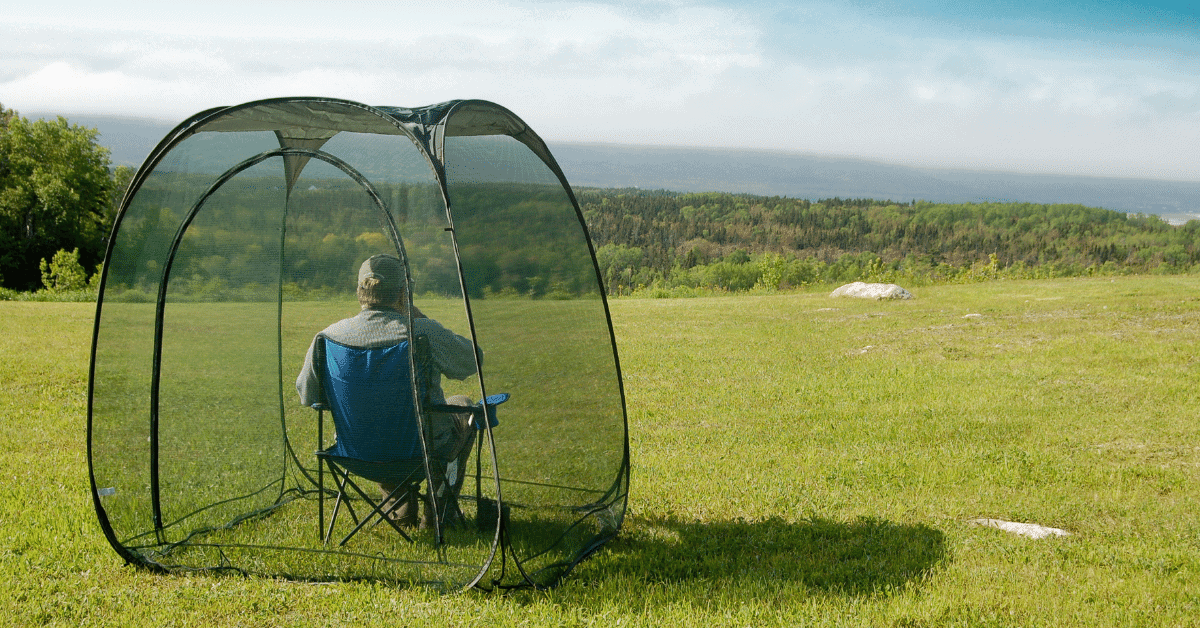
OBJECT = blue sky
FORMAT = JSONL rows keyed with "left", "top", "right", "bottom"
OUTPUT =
{"left": 2, "top": 1, "right": 1197, "bottom": 180}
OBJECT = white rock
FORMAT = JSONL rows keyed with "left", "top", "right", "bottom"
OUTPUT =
{"left": 970, "top": 518, "right": 1071, "bottom": 539}
{"left": 830, "top": 282, "right": 913, "bottom": 300}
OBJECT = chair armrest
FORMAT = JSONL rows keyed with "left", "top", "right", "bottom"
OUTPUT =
{"left": 472, "top": 393, "right": 509, "bottom": 430}
{"left": 426, "top": 393, "right": 509, "bottom": 430}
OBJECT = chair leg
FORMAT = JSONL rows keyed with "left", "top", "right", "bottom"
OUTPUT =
{"left": 317, "top": 408, "right": 324, "bottom": 542}
{"left": 323, "top": 461, "right": 366, "bottom": 544}
{"left": 336, "top": 475, "right": 413, "bottom": 545}
{"left": 324, "top": 464, "right": 350, "bottom": 544}
{"left": 318, "top": 459, "right": 324, "bottom": 542}
{"left": 318, "top": 457, "right": 422, "bottom": 546}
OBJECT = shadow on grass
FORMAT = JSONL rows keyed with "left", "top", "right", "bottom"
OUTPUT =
{"left": 594, "top": 515, "right": 946, "bottom": 596}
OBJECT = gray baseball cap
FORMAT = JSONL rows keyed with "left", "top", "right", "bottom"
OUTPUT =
{"left": 357, "top": 254, "right": 405, "bottom": 289}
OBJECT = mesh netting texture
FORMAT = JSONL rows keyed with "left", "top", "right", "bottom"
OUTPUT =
{"left": 88, "top": 99, "right": 629, "bottom": 590}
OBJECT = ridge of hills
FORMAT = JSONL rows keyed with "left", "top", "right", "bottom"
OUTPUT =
{"left": 29, "top": 112, "right": 1200, "bottom": 225}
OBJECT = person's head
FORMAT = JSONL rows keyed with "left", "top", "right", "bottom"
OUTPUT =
{"left": 356, "top": 254, "right": 407, "bottom": 310}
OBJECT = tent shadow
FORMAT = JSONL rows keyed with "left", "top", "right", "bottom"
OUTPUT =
{"left": 593, "top": 515, "right": 946, "bottom": 596}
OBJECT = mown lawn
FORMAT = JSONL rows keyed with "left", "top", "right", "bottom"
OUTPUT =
{"left": 2, "top": 274, "right": 1199, "bottom": 626}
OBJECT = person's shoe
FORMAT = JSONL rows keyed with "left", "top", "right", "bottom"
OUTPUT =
{"left": 381, "top": 484, "right": 419, "bottom": 527}
{"left": 417, "top": 482, "right": 464, "bottom": 530}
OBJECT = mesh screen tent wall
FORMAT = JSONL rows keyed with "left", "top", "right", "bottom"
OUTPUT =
{"left": 87, "top": 98, "right": 629, "bottom": 590}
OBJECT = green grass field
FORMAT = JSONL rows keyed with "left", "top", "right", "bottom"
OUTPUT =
{"left": 3, "top": 275, "right": 1199, "bottom": 626}
{"left": 85, "top": 294, "right": 625, "bottom": 588}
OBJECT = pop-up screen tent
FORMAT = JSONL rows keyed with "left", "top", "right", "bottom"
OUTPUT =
{"left": 87, "top": 98, "right": 629, "bottom": 590}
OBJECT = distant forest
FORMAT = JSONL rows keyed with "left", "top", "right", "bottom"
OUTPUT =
{"left": 578, "top": 189, "right": 1200, "bottom": 295}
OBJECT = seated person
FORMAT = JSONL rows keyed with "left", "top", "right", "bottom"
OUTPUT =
{"left": 296, "top": 254, "right": 479, "bottom": 528}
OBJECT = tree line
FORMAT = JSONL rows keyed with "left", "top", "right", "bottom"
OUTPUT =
{"left": 578, "top": 189, "right": 1200, "bottom": 295}
{"left": 3, "top": 107, "right": 1197, "bottom": 299}
{"left": 0, "top": 104, "right": 132, "bottom": 293}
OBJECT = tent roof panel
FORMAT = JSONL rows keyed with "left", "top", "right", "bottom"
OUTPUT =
{"left": 198, "top": 100, "right": 408, "bottom": 138}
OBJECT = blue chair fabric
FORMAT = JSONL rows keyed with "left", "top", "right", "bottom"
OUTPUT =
{"left": 319, "top": 337, "right": 422, "bottom": 462}
{"left": 313, "top": 337, "right": 432, "bottom": 544}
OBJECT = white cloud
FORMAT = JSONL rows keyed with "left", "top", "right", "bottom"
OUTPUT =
{"left": 2, "top": 1, "right": 1198, "bottom": 180}
{"left": 1, "top": 2, "right": 761, "bottom": 116}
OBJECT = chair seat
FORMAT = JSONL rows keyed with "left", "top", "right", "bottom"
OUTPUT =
{"left": 316, "top": 450, "right": 426, "bottom": 486}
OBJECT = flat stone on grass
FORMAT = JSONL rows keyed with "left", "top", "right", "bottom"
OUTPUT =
{"left": 830, "top": 282, "right": 914, "bottom": 300}
{"left": 971, "top": 518, "right": 1071, "bottom": 539}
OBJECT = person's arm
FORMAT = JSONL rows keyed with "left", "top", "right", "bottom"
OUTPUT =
{"left": 414, "top": 318, "right": 480, "bottom": 380}
{"left": 295, "top": 336, "right": 321, "bottom": 405}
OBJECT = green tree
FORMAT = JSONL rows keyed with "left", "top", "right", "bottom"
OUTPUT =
{"left": 39, "top": 247, "right": 89, "bottom": 292}
{"left": 107, "top": 164, "right": 135, "bottom": 234}
{"left": 0, "top": 106, "right": 114, "bottom": 290}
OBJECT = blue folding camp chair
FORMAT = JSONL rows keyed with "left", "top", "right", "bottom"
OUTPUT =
{"left": 312, "top": 336, "right": 506, "bottom": 546}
